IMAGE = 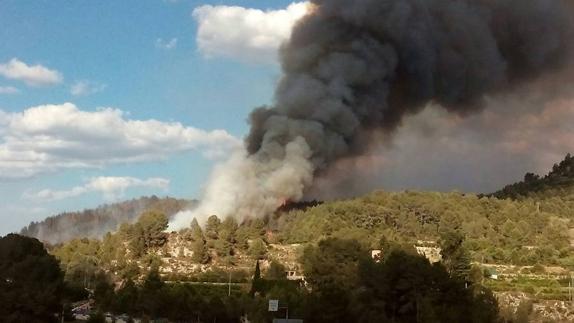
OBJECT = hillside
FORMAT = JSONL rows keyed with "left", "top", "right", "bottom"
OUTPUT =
{"left": 490, "top": 153, "right": 574, "bottom": 200}
{"left": 53, "top": 190, "right": 574, "bottom": 281}
{"left": 30, "top": 154, "right": 574, "bottom": 322}
{"left": 20, "top": 196, "right": 193, "bottom": 244}
{"left": 48, "top": 154, "right": 574, "bottom": 276}
{"left": 46, "top": 154, "right": 574, "bottom": 322}
{"left": 50, "top": 186, "right": 574, "bottom": 322}
{"left": 273, "top": 191, "right": 574, "bottom": 266}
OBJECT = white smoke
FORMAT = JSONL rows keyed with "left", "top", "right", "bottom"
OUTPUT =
{"left": 168, "top": 136, "right": 313, "bottom": 229}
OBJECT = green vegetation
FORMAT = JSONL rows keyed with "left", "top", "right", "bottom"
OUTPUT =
{"left": 247, "top": 238, "right": 499, "bottom": 323}
{"left": 440, "top": 230, "right": 472, "bottom": 280}
{"left": 274, "top": 189, "right": 572, "bottom": 267}
{"left": 249, "top": 238, "right": 268, "bottom": 260}
{"left": 83, "top": 236, "right": 495, "bottom": 323}
{"left": 188, "top": 218, "right": 210, "bottom": 264}
{"left": 265, "top": 260, "right": 287, "bottom": 280}
{"left": 10, "top": 153, "right": 574, "bottom": 321}
{"left": 0, "top": 234, "right": 81, "bottom": 322}
{"left": 2, "top": 231, "right": 502, "bottom": 322}
{"left": 45, "top": 212, "right": 505, "bottom": 322}
{"left": 90, "top": 266, "right": 236, "bottom": 321}
{"left": 125, "top": 211, "right": 169, "bottom": 257}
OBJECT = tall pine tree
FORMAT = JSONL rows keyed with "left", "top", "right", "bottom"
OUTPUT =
{"left": 250, "top": 260, "right": 262, "bottom": 297}
{"left": 190, "top": 218, "right": 209, "bottom": 264}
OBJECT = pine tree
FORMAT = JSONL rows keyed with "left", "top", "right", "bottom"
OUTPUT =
{"left": 439, "top": 230, "right": 471, "bottom": 281}
{"left": 250, "top": 260, "right": 262, "bottom": 297}
{"left": 189, "top": 218, "right": 204, "bottom": 241}
{"left": 217, "top": 217, "right": 238, "bottom": 256}
{"left": 249, "top": 238, "right": 268, "bottom": 260}
{"left": 205, "top": 215, "right": 221, "bottom": 240}
{"left": 235, "top": 225, "right": 250, "bottom": 250}
{"left": 265, "top": 260, "right": 287, "bottom": 280}
{"left": 189, "top": 218, "right": 209, "bottom": 264}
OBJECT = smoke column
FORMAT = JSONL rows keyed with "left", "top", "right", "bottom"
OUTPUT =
{"left": 169, "top": 0, "right": 574, "bottom": 229}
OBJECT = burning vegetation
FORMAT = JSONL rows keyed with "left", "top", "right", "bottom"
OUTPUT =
{"left": 276, "top": 199, "right": 323, "bottom": 213}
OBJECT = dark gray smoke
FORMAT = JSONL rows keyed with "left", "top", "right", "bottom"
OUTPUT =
{"left": 247, "top": 0, "right": 573, "bottom": 172}
{"left": 170, "top": 0, "right": 574, "bottom": 229}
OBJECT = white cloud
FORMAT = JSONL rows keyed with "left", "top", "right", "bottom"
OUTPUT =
{"left": 25, "top": 176, "right": 170, "bottom": 202}
{"left": 70, "top": 80, "right": 106, "bottom": 96}
{"left": 0, "top": 86, "right": 19, "bottom": 94}
{"left": 0, "top": 58, "right": 63, "bottom": 87}
{"left": 193, "top": 2, "right": 309, "bottom": 64}
{"left": 0, "top": 103, "right": 241, "bottom": 179}
{"left": 155, "top": 38, "right": 178, "bottom": 50}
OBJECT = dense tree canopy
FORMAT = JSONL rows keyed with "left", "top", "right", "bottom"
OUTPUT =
{"left": 352, "top": 249, "right": 499, "bottom": 323}
{"left": 127, "top": 211, "right": 169, "bottom": 257}
{"left": 0, "top": 234, "right": 66, "bottom": 322}
{"left": 439, "top": 230, "right": 472, "bottom": 281}
{"left": 275, "top": 189, "right": 573, "bottom": 267}
{"left": 300, "top": 238, "right": 499, "bottom": 323}
{"left": 188, "top": 218, "right": 210, "bottom": 264}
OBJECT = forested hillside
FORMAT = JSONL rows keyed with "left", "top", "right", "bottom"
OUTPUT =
{"left": 490, "top": 154, "right": 574, "bottom": 199}
{"left": 50, "top": 211, "right": 502, "bottom": 322}
{"left": 273, "top": 190, "right": 573, "bottom": 267}
{"left": 46, "top": 155, "right": 574, "bottom": 273}
{"left": 20, "top": 196, "right": 192, "bottom": 244}
{"left": 52, "top": 190, "right": 574, "bottom": 280}
{"left": 43, "top": 154, "right": 574, "bottom": 322}
{"left": 48, "top": 187, "right": 574, "bottom": 321}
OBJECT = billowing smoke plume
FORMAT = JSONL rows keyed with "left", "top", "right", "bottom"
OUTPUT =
{"left": 169, "top": 0, "right": 574, "bottom": 229}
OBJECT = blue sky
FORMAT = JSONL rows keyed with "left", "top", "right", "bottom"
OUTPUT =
{"left": 0, "top": 0, "right": 304, "bottom": 234}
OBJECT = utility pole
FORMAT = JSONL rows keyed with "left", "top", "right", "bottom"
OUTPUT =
{"left": 228, "top": 270, "right": 232, "bottom": 297}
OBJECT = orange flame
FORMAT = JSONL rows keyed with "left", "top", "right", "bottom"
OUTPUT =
{"left": 279, "top": 198, "right": 289, "bottom": 208}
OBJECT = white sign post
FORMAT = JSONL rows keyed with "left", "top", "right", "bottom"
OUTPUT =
{"left": 268, "top": 299, "right": 279, "bottom": 312}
